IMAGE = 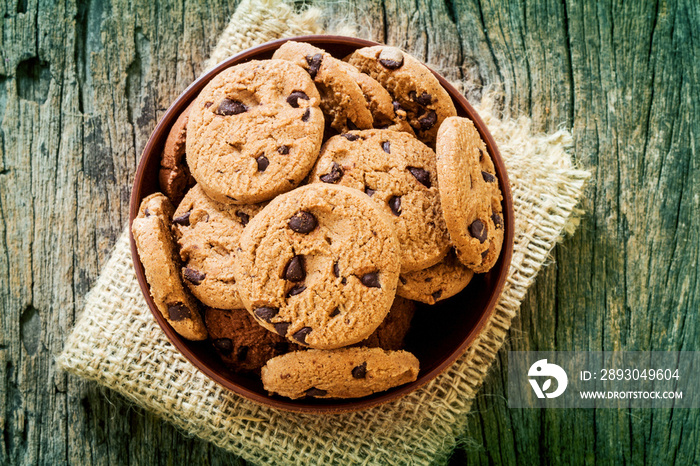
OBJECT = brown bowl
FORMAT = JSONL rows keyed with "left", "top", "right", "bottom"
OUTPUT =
{"left": 129, "top": 35, "right": 514, "bottom": 413}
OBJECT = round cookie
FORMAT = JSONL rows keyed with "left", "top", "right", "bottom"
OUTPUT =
{"left": 436, "top": 117, "right": 504, "bottom": 273}
{"left": 186, "top": 59, "right": 325, "bottom": 204}
{"left": 172, "top": 184, "right": 264, "bottom": 309}
{"left": 309, "top": 129, "right": 450, "bottom": 272}
{"left": 397, "top": 249, "right": 474, "bottom": 304}
{"left": 261, "top": 347, "right": 420, "bottom": 399}
{"left": 204, "top": 307, "right": 300, "bottom": 373}
{"left": 272, "top": 41, "right": 373, "bottom": 132}
{"left": 354, "top": 296, "right": 415, "bottom": 350}
{"left": 346, "top": 45, "right": 457, "bottom": 145}
{"left": 159, "top": 102, "right": 196, "bottom": 204}
{"left": 233, "top": 183, "right": 401, "bottom": 350}
{"left": 131, "top": 193, "right": 207, "bottom": 341}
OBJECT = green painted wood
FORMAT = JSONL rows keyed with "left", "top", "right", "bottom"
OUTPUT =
{"left": 0, "top": 0, "right": 697, "bottom": 464}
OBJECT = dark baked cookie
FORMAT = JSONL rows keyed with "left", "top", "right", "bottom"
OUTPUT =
{"left": 131, "top": 193, "right": 207, "bottom": 341}
{"left": 261, "top": 347, "right": 420, "bottom": 399}
{"left": 346, "top": 46, "right": 457, "bottom": 145}
{"left": 233, "top": 183, "right": 401, "bottom": 350}
{"left": 186, "top": 59, "right": 325, "bottom": 204}
{"left": 355, "top": 296, "right": 415, "bottom": 350}
{"left": 309, "top": 129, "right": 450, "bottom": 272}
{"left": 172, "top": 184, "right": 264, "bottom": 309}
{"left": 397, "top": 249, "right": 474, "bottom": 304}
{"left": 204, "top": 307, "right": 300, "bottom": 373}
{"left": 436, "top": 117, "right": 504, "bottom": 273}
{"left": 159, "top": 102, "right": 196, "bottom": 204}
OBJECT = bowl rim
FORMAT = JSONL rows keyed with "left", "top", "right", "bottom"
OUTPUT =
{"left": 129, "top": 35, "right": 514, "bottom": 414}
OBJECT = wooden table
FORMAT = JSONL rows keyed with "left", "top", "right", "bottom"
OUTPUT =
{"left": 1, "top": 0, "right": 698, "bottom": 464}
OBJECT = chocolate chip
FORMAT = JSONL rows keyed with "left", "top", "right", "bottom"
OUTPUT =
{"left": 351, "top": 362, "right": 367, "bottom": 379}
{"left": 342, "top": 133, "right": 360, "bottom": 141}
{"left": 288, "top": 211, "right": 317, "bottom": 233}
{"left": 381, "top": 141, "right": 391, "bottom": 153}
{"left": 415, "top": 92, "right": 433, "bottom": 106}
{"left": 388, "top": 196, "right": 402, "bottom": 216}
{"left": 305, "top": 53, "right": 323, "bottom": 79}
{"left": 301, "top": 108, "right": 310, "bottom": 122}
{"left": 215, "top": 98, "right": 248, "bottom": 116}
{"left": 469, "top": 219, "right": 488, "bottom": 243}
{"left": 392, "top": 101, "right": 403, "bottom": 113}
{"left": 173, "top": 211, "right": 191, "bottom": 226}
{"left": 287, "top": 284, "right": 306, "bottom": 297}
{"left": 254, "top": 306, "right": 279, "bottom": 322}
{"left": 235, "top": 210, "right": 250, "bottom": 226}
{"left": 378, "top": 48, "right": 404, "bottom": 69}
{"left": 341, "top": 277, "right": 347, "bottom": 285}
{"left": 492, "top": 213, "right": 503, "bottom": 229}
{"left": 329, "top": 307, "right": 340, "bottom": 317}
{"left": 365, "top": 186, "right": 375, "bottom": 197}
{"left": 305, "top": 387, "right": 327, "bottom": 397}
{"left": 333, "top": 261, "right": 340, "bottom": 277}
{"left": 256, "top": 154, "right": 269, "bottom": 172}
{"left": 287, "top": 91, "right": 309, "bottom": 108}
{"left": 399, "top": 276, "right": 407, "bottom": 285}
{"left": 284, "top": 255, "right": 306, "bottom": 282}
{"left": 273, "top": 341, "right": 289, "bottom": 354}
{"left": 144, "top": 208, "right": 151, "bottom": 217}
{"left": 204, "top": 101, "right": 213, "bottom": 108}
{"left": 407, "top": 167, "right": 431, "bottom": 188}
{"left": 482, "top": 171, "right": 496, "bottom": 183}
{"left": 431, "top": 290, "right": 443, "bottom": 300}
{"left": 183, "top": 267, "right": 205, "bottom": 285}
{"left": 360, "top": 272, "right": 380, "bottom": 288}
{"left": 213, "top": 338, "right": 233, "bottom": 355}
{"left": 236, "top": 346, "right": 249, "bottom": 361}
{"left": 478, "top": 148, "right": 485, "bottom": 161}
{"left": 481, "top": 249, "right": 490, "bottom": 259}
{"left": 273, "top": 322, "right": 290, "bottom": 337}
{"left": 167, "top": 303, "right": 191, "bottom": 321}
{"left": 418, "top": 110, "right": 437, "bottom": 130}
{"left": 293, "top": 327, "right": 312, "bottom": 344}
{"left": 277, "top": 145, "right": 290, "bottom": 155}
{"left": 319, "top": 162, "right": 344, "bottom": 184}
{"left": 347, "top": 119, "right": 359, "bottom": 131}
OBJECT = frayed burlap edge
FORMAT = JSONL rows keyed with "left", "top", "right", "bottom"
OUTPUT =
{"left": 57, "top": 1, "right": 591, "bottom": 465}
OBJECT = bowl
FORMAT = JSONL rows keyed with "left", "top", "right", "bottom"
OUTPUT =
{"left": 129, "top": 35, "right": 514, "bottom": 413}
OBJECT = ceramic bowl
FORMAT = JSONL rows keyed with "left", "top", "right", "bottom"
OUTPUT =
{"left": 130, "top": 35, "right": 514, "bottom": 413}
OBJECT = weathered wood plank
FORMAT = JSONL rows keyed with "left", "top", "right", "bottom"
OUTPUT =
{"left": 0, "top": 0, "right": 698, "bottom": 464}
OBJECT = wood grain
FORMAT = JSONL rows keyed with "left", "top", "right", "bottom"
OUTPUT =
{"left": 0, "top": 0, "right": 697, "bottom": 464}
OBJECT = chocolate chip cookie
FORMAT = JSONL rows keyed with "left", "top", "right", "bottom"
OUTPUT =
{"left": 436, "top": 117, "right": 504, "bottom": 273}
{"left": 131, "top": 193, "right": 207, "bottom": 341}
{"left": 309, "top": 129, "right": 450, "bottom": 272}
{"left": 397, "top": 249, "right": 474, "bottom": 304}
{"left": 204, "top": 307, "right": 300, "bottom": 373}
{"left": 159, "top": 102, "right": 196, "bottom": 204}
{"left": 261, "top": 347, "right": 420, "bottom": 399}
{"left": 355, "top": 296, "right": 415, "bottom": 350}
{"left": 172, "top": 184, "right": 264, "bottom": 309}
{"left": 233, "top": 183, "right": 401, "bottom": 350}
{"left": 272, "top": 41, "right": 373, "bottom": 132}
{"left": 186, "top": 59, "right": 325, "bottom": 204}
{"left": 346, "top": 46, "right": 457, "bottom": 145}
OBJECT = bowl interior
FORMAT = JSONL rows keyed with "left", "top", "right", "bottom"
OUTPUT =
{"left": 130, "top": 36, "right": 514, "bottom": 413}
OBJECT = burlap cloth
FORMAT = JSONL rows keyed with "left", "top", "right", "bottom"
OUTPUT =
{"left": 57, "top": 1, "right": 591, "bottom": 464}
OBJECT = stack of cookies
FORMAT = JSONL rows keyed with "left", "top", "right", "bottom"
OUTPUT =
{"left": 132, "top": 41, "right": 505, "bottom": 401}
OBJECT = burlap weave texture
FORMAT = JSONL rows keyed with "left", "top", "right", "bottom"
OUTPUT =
{"left": 57, "top": 1, "right": 591, "bottom": 464}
